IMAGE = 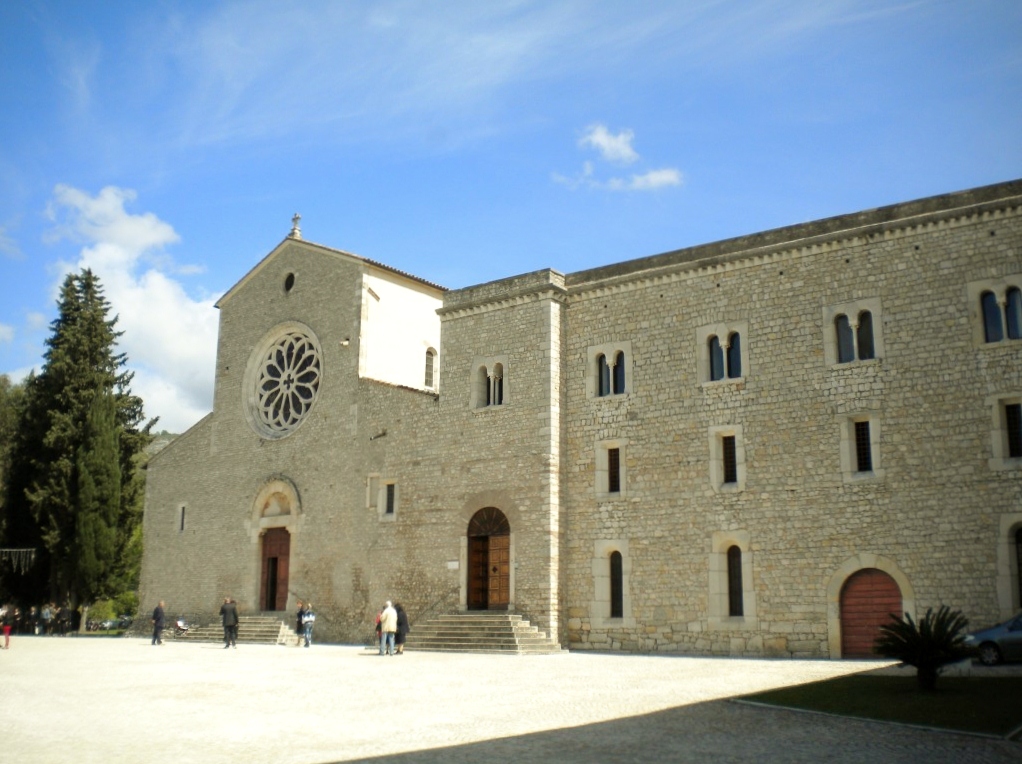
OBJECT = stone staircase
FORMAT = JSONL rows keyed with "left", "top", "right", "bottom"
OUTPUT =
{"left": 179, "top": 614, "right": 297, "bottom": 646}
{"left": 404, "top": 613, "right": 562, "bottom": 654}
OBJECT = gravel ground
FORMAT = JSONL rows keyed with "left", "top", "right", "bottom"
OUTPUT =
{"left": 1, "top": 636, "right": 1019, "bottom": 763}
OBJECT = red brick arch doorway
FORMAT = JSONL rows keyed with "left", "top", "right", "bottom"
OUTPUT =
{"left": 839, "top": 568, "right": 902, "bottom": 658}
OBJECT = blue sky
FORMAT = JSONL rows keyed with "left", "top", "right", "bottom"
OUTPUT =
{"left": 1, "top": 1, "right": 1020, "bottom": 432}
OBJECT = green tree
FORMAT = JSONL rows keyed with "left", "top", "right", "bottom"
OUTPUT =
{"left": 874, "top": 606, "right": 975, "bottom": 691}
{"left": 1, "top": 269, "right": 155, "bottom": 608}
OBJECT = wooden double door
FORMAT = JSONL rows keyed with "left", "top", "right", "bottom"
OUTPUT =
{"left": 467, "top": 507, "right": 510, "bottom": 610}
{"left": 260, "top": 528, "right": 290, "bottom": 611}
{"left": 840, "top": 568, "right": 901, "bottom": 657}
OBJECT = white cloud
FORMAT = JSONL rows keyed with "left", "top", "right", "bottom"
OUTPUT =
{"left": 0, "top": 324, "right": 13, "bottom": 344}
{"left": 557, "top": 124, "right": 682, "bottom": 193}
{"left": 607, "top": 168, "right": 683, "bottom": 191}
{"left": 579, "top": 124, "right": 639, "bottom": 164}
{"left": 45, "top": 185, "right": 218, "bottom": 433}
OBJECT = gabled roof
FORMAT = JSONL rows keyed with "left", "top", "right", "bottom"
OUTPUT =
{"left": 215, "top": 237, "right": 446, "bottom": 309}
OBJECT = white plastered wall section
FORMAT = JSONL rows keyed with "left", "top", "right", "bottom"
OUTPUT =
{"left": 359, "top": 271, "right": 442, "bottom": 391}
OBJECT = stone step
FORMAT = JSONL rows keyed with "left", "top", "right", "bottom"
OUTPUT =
{"left": 178, "top": 615, "right": 296, "bottom": 645}
{"left": 404, "top": 613, "right": 562, "bottom": 655}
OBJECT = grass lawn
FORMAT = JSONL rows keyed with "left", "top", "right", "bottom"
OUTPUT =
{"left": 740, "top": 674, "right": 1022, "bottom": 738}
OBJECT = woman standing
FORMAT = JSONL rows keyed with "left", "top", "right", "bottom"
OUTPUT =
{"left": 394, "top": 603, "right": 410, "bottom": 654}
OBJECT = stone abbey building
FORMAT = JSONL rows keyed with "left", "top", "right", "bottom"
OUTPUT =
{"left": 140, "top": 179, "right": 1022, "bottom": 658}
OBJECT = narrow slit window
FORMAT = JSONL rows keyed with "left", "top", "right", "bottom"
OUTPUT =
{"left": 607, "top": 447, "right": 621, "bottom": 493}
{"left": 385, "top": 484, "right": 395, "bottom": 515}
{"left": 597, "top": 354, "right": 611, "bottom": 397}
{"left": 857, "top": 311, "right": 875, "bottom": 360}
{"left": 612, "top": 351, "right": 626, "bottom": 394}
{"left": 854, "top": 420, "right": 873, "bottom": 472}
{"left": 708, "top": 336, "right": 724, "bottom": 381}
{"left": 492, "top": 363, "right": 504, "bottom": 406}
{"left": 424, "top": 349, "right": 436, "bottom": 388}
{"left": 726, "top": 333, "right": 742, "bottom": 378}
{"left": 722, "top": 436, "right": 737, "bottom": 484}
{"left": 610, "top": 551, "right": 623, "bottom": 618}
{"left": 1006, "top": 403, "right": 1022, "bottom": 459}
{"left": 836, "top": 315, "right": 854, "bottom": 363}
{"left": 1007, "top": 288, "right": 1022, "bottom": 340}
{"left": 178, "top": 505, "right": 186, "bottom": 533}
{"left": 727, "top": 545, "right": 744, "bottom": 617}
{"left": 982, "top": 291, "right": 1004, "bottom": 343}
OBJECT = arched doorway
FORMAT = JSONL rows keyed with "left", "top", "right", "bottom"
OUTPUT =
{"left": 840, "top": 568, "right": 902, "bottom": 658}
{"left": 467, "top": 507, "right": 510, "bottom": 610}
{"left": 260, "top": 528, "right": 290, "bottom": 611}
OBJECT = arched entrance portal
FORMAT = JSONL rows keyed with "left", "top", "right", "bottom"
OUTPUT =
{"left": 467, "top": 507, "right": 510, "bottom": 610}
{"left": 840, "top": 568, "right": 902, "bottom": 658}
{"left": 260, "top": 528, "right": 290, "bottom": 611}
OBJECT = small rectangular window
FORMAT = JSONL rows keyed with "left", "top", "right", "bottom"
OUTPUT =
{"left": 1007, "top": 403, "right": 1022, "bottom": 459}
{"left": 722, "top": 436, "right": 737, "bottom": 484}
{"left": 854, "top": 421, "right": 872, "bottom": 472}
{"left": 178, "top": 505, "right": 186, "bottom": 533}
{"left": 607, "top": 448, "right": 621, "bottom": 493}
{"left": 385, "top": 483, "right": 396, "bottom": 515}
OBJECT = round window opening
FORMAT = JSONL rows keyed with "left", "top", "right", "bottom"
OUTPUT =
{"left": 251, "top": 330, "right": 322, "bottom": 437}
{"left": 284, "top": 273, "right": 295, "bottom": 292}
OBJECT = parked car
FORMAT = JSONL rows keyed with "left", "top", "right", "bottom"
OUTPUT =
{"left": 964, "top": 612, "right": 1022, "bottom": 665}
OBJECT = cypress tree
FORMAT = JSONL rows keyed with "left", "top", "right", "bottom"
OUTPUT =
{"left": 2, "top": 269, "right": 155, "bottom": 608}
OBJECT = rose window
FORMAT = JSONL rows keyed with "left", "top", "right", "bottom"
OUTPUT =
{"left": 254, "top": 331, "right": 322, "bottom": 435}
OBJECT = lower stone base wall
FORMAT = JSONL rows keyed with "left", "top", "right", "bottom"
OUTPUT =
{"left": 568, "top": 621, "right": 828, "bottom": 658}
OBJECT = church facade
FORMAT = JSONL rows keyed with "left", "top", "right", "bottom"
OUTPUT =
{"left": 140, "top": 179, "right": 1022, "bottom": 657}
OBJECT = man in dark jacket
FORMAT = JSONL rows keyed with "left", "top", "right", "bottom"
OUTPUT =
{"left": 151, "top": 601, "right": 166, "bottom": 645}
{"left": 219, "top": 597, "right": 239, "bottom": 649}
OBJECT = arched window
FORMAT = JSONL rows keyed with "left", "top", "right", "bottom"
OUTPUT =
{"left": 835, "top": 315, "right": 854, "bottom": 363}
{"left": 856, "top": 311, "right": 875, "bottom": 360}
{"left": 708, "top": 336, "right": 724, "bottom": 381}
{"left": 726, "top": 333, "right": 742, "bottom": 378}
{"left": 424, "top": 349, "right": 436, "bottom": 388}
{"left": 597, "top": 354, "right": 611, "bottom": 397}
{"left": 610, "top": 551, "right": 623, "bottom": 618}
{"left": 612, "top": 351, "right": 626, "bottom": 394}
{"left": 727, "top": 546, "right": 744, "bottom": 617}
{"left": 982, "top": 291, "right": 1004, "bottom": 343}
{"left": 479, "top": 366, "right": 491, "bottom": 407}
{"left": 1007, "top": 288, "right": 1022, "bottom": 341}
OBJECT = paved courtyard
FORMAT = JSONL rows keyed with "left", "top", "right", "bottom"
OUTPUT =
{"left": 1, "top": 636, "right": 1019, "bottom": 763}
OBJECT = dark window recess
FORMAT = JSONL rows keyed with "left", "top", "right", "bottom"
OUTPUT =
{"left": 857, "top": 311, "right": 875, "bottom": 360}
{"left": 1007, "top": 288, "right": 1022, "bottom": 340}
{"left": 709, "top": 336, "right": 724, "bottom": 381}
{"left": 722, "top": 436, "right": 737, "bottom": 484}
{"left": 1016, "top": 528, "right": 1022, "bottom": 610}
{"left": 836, "top": 315, "right": 854, "bottom": 363}
{"left": 854, "top": 421, "right": 872, "bottom": 472}
{"left": 1006, "top": 403, "right": 1022, "bottom": 459}
{"left": 727, "top": 333, "right": 742, "bottom": 378}
{"left": 385, "top": 484, "right": 395, "bottom": 514}
{"left": 481, "top": 367, "right": 491, "bottom": 406}
{"left": 179, "top": 507, "right": 186, "bottom": 533}
{"left": 493, "top": 371, "right": 504, "bottom": 406}
{"left": 982, "top": 291, "right": 1004, "bottom": 343}
{"left": 610, "top": 551, "right": 624, "bottom": 618}
{"left": 727, "top": 546, "right": 744, "bottom": 617}
{"left": 607, "top": 448, "right": 621, "bottom": 493}
{"left": 613, "top": 351, "right": 626, "bottom": 394}
{"left": 598, "top": 354, "right": 611, "bottom": 396}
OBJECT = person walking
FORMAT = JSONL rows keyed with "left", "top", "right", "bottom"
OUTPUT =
{"left": 378, "top": 600, "right": 397, "bottom": 656}
{"left": 219, "top": 597, "right": 239, "bottom": 649}
{"left": 151, "top": 600, "right": 166, "bottom": 645}
{"left": 301, "top": 602, "right": 315, "bottom": 647}
{"left": 394, "top": 603, "right": 410, "bottom": 654}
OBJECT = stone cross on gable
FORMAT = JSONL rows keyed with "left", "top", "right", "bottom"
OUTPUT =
{"left": 290, "top": 213, "right": 302, "bottom": 239}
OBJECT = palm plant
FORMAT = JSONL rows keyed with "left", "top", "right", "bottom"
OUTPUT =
{"left": 873, "top": 606, "right": 974, "bottom": 691}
